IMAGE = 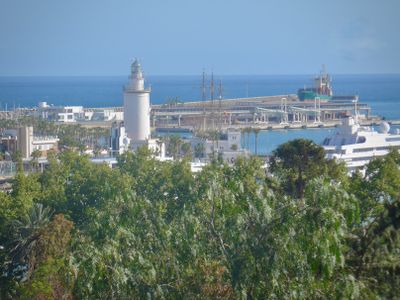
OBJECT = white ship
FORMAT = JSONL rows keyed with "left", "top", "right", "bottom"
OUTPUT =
{"left": 322, "top": 117, "right": 400, "bottom": 171}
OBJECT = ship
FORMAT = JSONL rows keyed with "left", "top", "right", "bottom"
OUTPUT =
{"left": 322, "top": 116, "right": 400, "bottom": 172}
{"left": 298, "top": 66, "right": 358, "bottom": 102}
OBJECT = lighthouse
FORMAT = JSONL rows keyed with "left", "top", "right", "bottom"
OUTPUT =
{"left": 123, "top": 59, "right": 151, "bottom": 142}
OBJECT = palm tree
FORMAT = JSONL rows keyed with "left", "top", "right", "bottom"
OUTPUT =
{"left": 7, "top": 203, "right": 53, "bottom": 279}
{"left": 167, "top": 135, "right": 182, "bottom": 160}
{"left": 181, "top": 142, "right": 192, "bottom": 160}
{"left": 29, "top": 149, "right": 41, "bottom": 172}
{"left": 93, "top": 146, "right": 101, "bottom": 158}
{"left": 208, "top": 130, "right": 220, "bottom": 156}
{"left": 194, "top": 142, "right": 205, "bottom": 159}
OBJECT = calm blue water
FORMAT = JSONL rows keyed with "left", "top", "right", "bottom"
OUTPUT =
{"left": 1, "top": 74, "right": 399, "bottom": 153}
{"left": 244, "top": 126, "right": 400, "bottom": 155}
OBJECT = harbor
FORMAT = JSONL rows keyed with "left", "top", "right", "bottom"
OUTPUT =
{"left": 1, "top": 89, "right": 398, "bottom": 131}
{"left": 2, "top": 96, "right": 397, "bottom": 132}
{"left": 0, "top": 62, "right": 399, "bottom": 167}
{"left": 2, "top": 67, "right": 399, "bottom": 133}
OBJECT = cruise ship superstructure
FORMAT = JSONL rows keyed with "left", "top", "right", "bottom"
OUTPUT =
{"left": 322, "top": 117, "right": 400, "bottom": 171}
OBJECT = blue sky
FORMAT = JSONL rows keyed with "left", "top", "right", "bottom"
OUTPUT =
{"left": 0, "top": 0, "right": 399, "bottom": 76}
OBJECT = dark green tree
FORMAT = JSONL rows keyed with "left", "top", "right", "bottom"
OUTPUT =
{"left": 270, "top": 139, "right": 347, "bottom": 198}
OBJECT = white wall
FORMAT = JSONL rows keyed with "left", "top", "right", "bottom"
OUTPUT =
{"left": 124, "top": 89, "right": 151, "bottom": 141}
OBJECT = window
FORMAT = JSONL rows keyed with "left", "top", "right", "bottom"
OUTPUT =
{"left": 376, "top": 146, "right": 389, "bottom": 151}
{"left": 386, "top": 137, "right": 400, "bottom": 142}
{"left": 353, "top": 148, "right": 374, "bottom": 153}
{"left": 356, "top": 136, "right": 366, "bottom": 143}
{"left": 352, "top": 157, "right": 371, "bottom": 161}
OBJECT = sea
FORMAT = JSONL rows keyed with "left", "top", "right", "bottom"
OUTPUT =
{"left": 0, "top": 74, "right": 399, "bottom": 154}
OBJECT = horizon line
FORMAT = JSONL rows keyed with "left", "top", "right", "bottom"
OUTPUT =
{"left": 1, "top": 72, "right": 400, "bottom": 78}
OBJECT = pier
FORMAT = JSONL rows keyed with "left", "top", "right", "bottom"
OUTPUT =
{"left": 1, "top": 95, "right": 398, "bottom": 132}
{"left": 150, "top": 94, "right": 374, "bottom": 131}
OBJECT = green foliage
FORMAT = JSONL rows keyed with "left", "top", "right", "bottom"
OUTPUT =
{"left": 194, "top": 142, "right": 205, "bottom": 158}
{"left": 165, "top": 135, "right": 183, "bottom": 159}
{"left": 345, "top": 150, "right": 400, "bottom": 297}
{"left": 270, "top": 139, "right": 347, "bottom": 198}
{"left": 0, "top": 191, "right": 16, "bottom": 235}
{"left": 4, "top": 203, "right": 53, "bottom": 281}
{"left": 181, "top": 142, "right": 192, "bottom": 160}
{"left": 17, "top": 214, "right": 74, "bottom": 300}
{"left": 4, "top": 170, "right": 41, "bottom": 230}
{"left": 18, "top": 258, "right": 62, "bottom": 300}
{"left": 40, "top": 150, "right": 133, "bottom": 226}
{"left": 118, "top": 146, "right": 195, "bottom": 221}
{"left": 0, "top": 141, "right": 399, "bottom": 299}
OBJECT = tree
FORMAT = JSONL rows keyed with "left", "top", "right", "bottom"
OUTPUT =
{"left": 4, "top": 203, "right": 53, "bottom": 281}
{"left": 93, "top": 146, "right": 101, "bottom": 157}
{"left": 30, "top": 149, "right": 42, "bottom": 172}
{"left": 181, "top": 142, "right": 192, "bottom": 160}
{"left": 194, "top": 142, "right": 205, "bottom": 159}
{"left": 207, "top": 130, "right": 220, "bottom": 156}
{"left": 344, "top": 150, "right": 400, "bottom": 297}
{"left": 269, "top": 139, "right": 347, "bottom": 198}
{"left": 346, "top": 194, "right": 400, "bottom": 298}
{"left": 17, "top": 213, "right": 74, "bottom": 300}
{"left": 3, "top": 134, "right": 400, "bottom": 298}
{"left": 9, "top": 170, "right": 41, "bottom": 221}
{"left": 166, "top": 135, "right": 183, "bottom": 160}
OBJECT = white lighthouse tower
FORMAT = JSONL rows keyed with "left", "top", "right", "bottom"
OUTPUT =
{"left": 123, "top": 59, "right": 151, "bottom": 142}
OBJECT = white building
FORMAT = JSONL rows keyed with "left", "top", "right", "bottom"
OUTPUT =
{"left": 1, "top": 127, "right": 59, "bottom": 160}
{"left": 57, "top": 106, "right": 85, "bottom": 123}
{"left": 110, "top": 123, "right": 131, "bottom": 155}
{"left": 92, "top": 109, "right": 124, "bottom": 122}
{"left": 17, "top": 127, "right": 59, "bottom": 159}
{"left": 123, "top": 59, "right": 151, "bottom": 142}
{"left": 192, "top": 130, "right": 248, "bottom": 163}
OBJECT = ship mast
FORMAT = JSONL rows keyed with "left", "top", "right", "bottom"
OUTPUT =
{"left": 202, "top": 70, "right": 206, "bottom": 131}
{"left": 218, "top": 79, "right": 223, "bottom": 131}
{"left": 210, "top": 71, "right": 215, "bottom": 130}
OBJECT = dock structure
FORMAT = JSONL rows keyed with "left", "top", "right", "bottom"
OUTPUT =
{"left": 2, "top": 94, "right": 396, "bottom": 132}
{"left": 150, "top": 94, "right": 373, "bottom": 131}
